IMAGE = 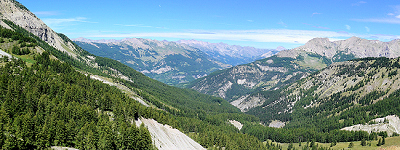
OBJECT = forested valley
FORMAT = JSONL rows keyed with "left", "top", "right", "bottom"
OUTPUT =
{"left": 1, "top": 0, "right": 400, "bottom": 149}
{"left": 0, "top": 20, "right": 270, "bottom": 149}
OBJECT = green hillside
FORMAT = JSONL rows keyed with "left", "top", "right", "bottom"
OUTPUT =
{"left": 243, "top": 57, "right": 400, "bottom": 144}
{"left": 187, "top": 51, "right": 346, "bottom": 102}
{"left": 0, "top": 16, "right": 268, "bottom": 150}
{"left": 3, "top": 1, "right": 400, "bottom": 150}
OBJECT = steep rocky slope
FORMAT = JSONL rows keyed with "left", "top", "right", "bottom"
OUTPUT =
{"left": 341, "top": 115, "right": 400, "bottom": 137}
{"left": 0, "top": 0, "right": 84, "bottom": 59}
{"left": 136, "top": 118, "right": 206, "bottom": 150}
{"left": 188, "top": 37, "right": 400, "bottom": 112}
{"left": 74, "top": 38, "right": 230, "bottom": 85}
{"left": 188, "top": 54, "right": 318, "bottom": 101}
{"left": 176, "top": 39, "right": 279, "bottom": 66}
{"left": 287, "top": 37, "right": 400, "bottom": 58}
{"left": 248, "top": 57, "right": 400, "bottom": 126}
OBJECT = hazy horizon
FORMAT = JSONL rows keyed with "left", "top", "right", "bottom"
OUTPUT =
{"left": 18, "top": 0, "right": 400, "bottom": 49}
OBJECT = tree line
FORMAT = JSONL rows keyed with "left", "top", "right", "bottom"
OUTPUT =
{"left": 0, "top": 54, "right": 153, "bottom": 149}
{"left": 0, "top": 19, "right": 276, "bottom": 149}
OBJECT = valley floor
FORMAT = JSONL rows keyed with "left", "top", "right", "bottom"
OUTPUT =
{"left": 267, "top": 136, "right": 400, "bottom": 150}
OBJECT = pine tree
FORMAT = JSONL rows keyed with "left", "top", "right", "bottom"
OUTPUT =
{"left": 348, "top": 142, "right": 354, "bottom": 148}
{"left": 377, "top": 138, "right": 382, "bottom": 146}
{"left": 138, "top": 123, "right": 152, "bottom": 149}
{"left": 382, "top": 136, "right": 385, "bottom": 145}
{"left": 288, "top": 142, "right": 293, "bottom": 150}
{"left": 361, "top": 138, "right": 366, "bottom": 146}
{"left": 310, "top": 140, "right": 315, "bottom": 148}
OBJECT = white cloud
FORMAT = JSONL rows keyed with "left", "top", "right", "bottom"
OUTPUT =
{"left": 365, "top": 26, "right": 370, "bottom": 32}
{"left": 42, "top": 17, "right": 97, "bottom": 27}
{"left": 114, "top": 24, "right": 168, "bottom": 29}
{"left": 278, "top": 20, "right": 287, "bottom": 27}
{"left": 115, "top": 24, "right": 153, "bottom": 28}
{"left": 396, "top": 15, "right": 400, "bottom": 19}
{"left": 353, "top": 18, "right": 400, "bottom": 24}
{"left": 345, "top": 25, "right": 351, "bottom": 30}
{"left": 388, "top": 13, "right": 394, "bottom": 16}
{"left": 311, "top": 12, "right": 322, "bottom": 17}
{"left": 85, "top": 29, "right": 357, "bottom": 44}
{"left": 82, "top": 28, "right": 400, "bottom": 45}
{"left": 33, "top": 11, "right": 59, "bottom": 16}
{"left": 352, "top": 1, "right": 366, "bottom": 6}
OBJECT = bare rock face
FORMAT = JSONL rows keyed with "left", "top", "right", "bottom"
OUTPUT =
{"left": 231, "top": 94, "right": 266, "bottom": 112}
{"left": 228, "top": 120, "right": 243, "bottom": 130}
{"left": 0, "top": 49, "right": 12, "bottom": 58}
{"left": 341, "top": 115, "right": 400, "bottom": 136}
{"left": 136, "top": 118, "right": 206, "bottom": 150}
{"left": 269, "top": 120, "right": 285, "bottom": 128}
{"left": 0, "top": 0, "right": 78, "bottom": 57}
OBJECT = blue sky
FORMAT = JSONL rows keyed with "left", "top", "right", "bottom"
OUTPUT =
{"left": 18, "top": 0, "right": 400, "bottom": 49}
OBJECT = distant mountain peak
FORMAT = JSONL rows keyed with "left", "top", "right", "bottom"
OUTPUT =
{"left": 278, "top": 37, "right": 400, "bottom": 58}
{"left": 176, "top": 39, "right": 278, "bottom": 66}
{"left": 276, "top": 46, "right": 286, "bottom": 51}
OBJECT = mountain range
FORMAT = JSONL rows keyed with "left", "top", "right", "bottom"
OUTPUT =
{"left": 1, "top": 0, "right": 400, "bottom": 149}
{"left": 176, "top": 39, "right": 279, "bottom": 66}
{"left": 0, "top": 1, "right": 266, "bottom": 149}
{"left": 73, "top": 37, "right": 278, "bottom": 86}
{"left": 73, "top": 37, "right": 230, "bottom": 85}
{"left": 188, "top": 37, "right": 400, "bottom": 112}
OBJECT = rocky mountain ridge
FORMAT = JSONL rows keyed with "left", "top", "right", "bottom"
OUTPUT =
{"left": 0, "top": 0, "right": 83, "bottom": 59}
{"left": 2, "top": 1, "right": 400, "bottom": 149}
{"left": 176, "top": 39, "right": 279, "bottom": 66}
{"left": 278, "top": 37, "right": 400, "bottom": 58}
{"left": 247, "top": 57, "right": 400, "bottom": 127}
{"left": 189, "top": 37, "right": 400, "bottom": 112}
{"left": 188, "top": 50, "right": 329, "bottom": 104}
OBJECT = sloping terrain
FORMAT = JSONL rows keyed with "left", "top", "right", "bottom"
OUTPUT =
{"left": 74, "top": 38, "right": 230, "bottom": 85}
{"left": 188, "top": 37, "right": 400, "bottom": 112}
{"left": 0, "top": 49, "right": 12, "bottom": 58}
{"left": 0, "top": 0, "right": 87, "bottom": 60}
{"left": 136, "top": 118, "right": 206, "bottom": 150}
{"left": 176, "top": 39, "right": 279, "bottom": 66}
{"left": 341, "top": 115, "right": 400, "bottom": 136}
{"left": 248, "top": 57, "right": 400, "bottom": 127}
{"left": 188, "top": 51, "right": 329, "bottom": 103}
{"left": 6, "top": 1, "right": 400, "bottom": 149}
{"left": 0, "top": 1, "right": 270, "bottom": 149}
{"left": 288, "top": 37, "right": 400, "bottom": 58}
{"left": 240, "top": 57, "right": 400, "bottom": 145}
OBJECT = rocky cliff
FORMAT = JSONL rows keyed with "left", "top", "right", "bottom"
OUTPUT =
{"left": 278, "top": 37, "right": 400, "bottom": 59}
{"left": 0, "top": 0, "right": 81, "bottom": 58}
